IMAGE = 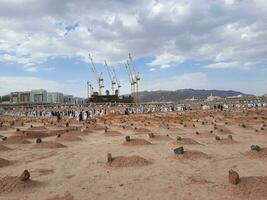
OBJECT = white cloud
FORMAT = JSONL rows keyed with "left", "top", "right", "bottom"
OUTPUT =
{"left": 204, "top": 61, "right": 256, "bottom": 69}
{"left": 0, "top": 77, "right": 60, "bottom": 95}
{"left": 0, "top": 0, "right": 266, "bottom": 72}
{"left": 143, "top": 72, "right": 209, "bottom": 91}
{"left": 205, "top": 61, "right": 241, "bottom": 69}
{"left": 0, "top": 76, "right": 88, "bottom": 97}
{"left": 148, "top": 53, "right": 185, "bottom": 69}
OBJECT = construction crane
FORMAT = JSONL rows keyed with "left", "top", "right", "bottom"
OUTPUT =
{"left": 125, "top": 61, "right": 136, "bottom": 99}
{"left": 86, "top": 81, "right": 93, "bottom": 98}
{"left": 104, "top": 60, "right": 116, "bottom": 95}
{"left": 112, "top": 66, "right": 121, "bottom": 95}
{"left": 88, "top": 54, "right": 104, "bottom": 95}
{"left": 128, "top": 53, "right": 140, "bottom": 103}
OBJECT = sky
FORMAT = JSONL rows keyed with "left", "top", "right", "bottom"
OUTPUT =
{"left": 0, "top": 0, "right": 267, "bottom": 97}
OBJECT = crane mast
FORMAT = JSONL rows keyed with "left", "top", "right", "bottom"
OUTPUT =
{"left": 87, "top": 81, "right": 93, "bottom": 98}
{"left": 112, "top": 66, "right": 121, "bottom": 95}
{"left": 104, "top": 60, "right": 116, "bottom": 95}
{"left": 125, "top": 61, "right": 136, "bottom": 98}
{"left": 128, "top": 53, "right": 140, "bottom": 103}
{"left": 88, "top": 54, "right": 104, "bottom": 95}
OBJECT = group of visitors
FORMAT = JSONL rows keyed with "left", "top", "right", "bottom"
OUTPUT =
{"left": 0, "top": 100, "right": 266, "bottom": 119}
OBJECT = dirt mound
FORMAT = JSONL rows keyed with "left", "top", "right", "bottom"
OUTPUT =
{"left": 167, "top": 127, "right": 184, "bottom": 132}
{"left": 88, "top": 125, "right": 105, "bottom": 131}
{"left": 65, "top": 126, "right": 81, "bottom": 131}
{"left": 27, "top": 126, "right": 47, "bottom": 131}
{"left": 0, "top": 127, "right": 8, "bottom": 131}
{"left": 175, "top": 150, "right": 210, "bottom": 160}
{"left": 2, "top": 136, "right": 31, "bottom": 144}
{"left": 214, "top": 126, "right": 233, "bottom": 135}
{"left": 0, "top": 144, "right": 11, "bottom": 151}
{"left": 104, "top": 130, "right": 122, "bottom": 136}
{"left": 224, "top": 176, "right": 267, "bottom": 200}
{"left": 107, "top": 155, "right": 150, "bottom": 167}
{"left": 173, "top": 138, "right": 200, "bottom": 145}
{"left": 0, "top": 158, "right": 10, "bottom": 168}
{"left": 63, "top": 130, "right": 87, "bottom": 136}
{"left": 81, "top": 128, "right": 94, "bottom": 133}
{"left": 0, "top": 176, "right": 38, "bottom": 194}
{"left": 33, "top": 141, "right": 66, "bottom": 149}
{"left": 149, "top": 134, "right": 173, "bottom": 141}
{"left": 243, "top": 148, "right": 267, "bottom": 159}
{"left": 33, "top": 168, "right": 54, "bottom": 176}
{"left": 195, "top": 131, "right": 214, "bottom": 138}
{"left": 47, "top": 192, "right": 75, "bottom": 200}
{"left": 182, "top": 123, "right": 197, "bottom": 129}
{"left": 134, "top": 128, "right": 151, "bottom": 134}
{"left": 23, "top": 130, "right": 50, "bottom": 138}
{"left": 216, "top": 138, "right": 237, "bottom": 144}
{"left": 58, "top": 133, "right": 82, "bottom": 141}
{"left": 122, "top": 139, "right": 152, "bottom": 146}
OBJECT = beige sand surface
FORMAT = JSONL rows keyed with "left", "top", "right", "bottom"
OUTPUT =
{"left": 0, "top": 109, "right": 267, "bottom": 200}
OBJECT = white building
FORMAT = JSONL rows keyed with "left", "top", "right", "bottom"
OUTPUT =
{"left": 64, "top": 95, "right": 74, "bottom": 104}
{"left": 207, "top": 93, "right": 221, "bottom": 101}
{"left": 74, "top": 97, "right": 85, "bottom": 105}
{"left": 30, "top": 89, "right": 48, "bottom": 103}
{"left": 48, "top": 92, "right": 64, "bottom": 104}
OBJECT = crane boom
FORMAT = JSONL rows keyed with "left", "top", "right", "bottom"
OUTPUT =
{"left": 127, "top": 53, "right": 140, "bottom": 104}
{"left": 104, "top": 60, "right": 113, "bottom": 82}
{"left": 88, "top": 54, "right": 104, "bottom": 95}
{"left": 112, "top": 66, "right": 121, "bottom": 89}
{"left": 104, "top": 60, "right": 116, "bottom": 95}
{"left": 89, "top": 54, "right": 99, "bottom": 78}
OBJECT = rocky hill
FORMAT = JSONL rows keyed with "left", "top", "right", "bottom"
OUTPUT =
{"left": 138, "top": 89, "right": 250, "bottom": 102}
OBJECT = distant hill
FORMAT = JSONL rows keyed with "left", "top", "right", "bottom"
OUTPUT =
{"left": 138, "top": 89, "right": 251, "bottom": 102}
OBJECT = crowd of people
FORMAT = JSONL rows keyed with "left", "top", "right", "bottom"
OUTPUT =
{"left": 0, "top": 100, "right": 266, "bottom": 120}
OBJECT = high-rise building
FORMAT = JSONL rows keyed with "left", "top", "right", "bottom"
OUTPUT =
{"left": 64, "top": 95, "right": 74, "bottom": 104}
{"left": 48, "top": 92, "right": 64, "bottom": 104}
{"left": 30, "top": 89, "right": 48, "bottom": 103}
{"left": 10, "top": 92, "right": 31, "bottom": 103}
{"left": 74, "top": 97, "right": 85, "bottom": 105}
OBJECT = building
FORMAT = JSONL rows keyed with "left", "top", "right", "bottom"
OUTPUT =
{"left": 74, "top": 97, "right": 85, "bottom": 105}
{"left": 64, "top": 95, "right": 74, "bottom": 104}
{"left": 20, "top": 92, "right": 31, "bottom": 103}
{"left": 48, "top": 92, "right": 64, "bottom": 104}
{"left": 88, "top": 93, "right": 134, "bottom": 103}
{"left": 10, "top": 92, "right": 30, "bottom": 103}
{"left": 10, "top": 92, "right": 20, "bottom": 103}
{"left": 0, "top": 95, "right": 10, "bottom": 104}
{"left": 30, "top": 89, "right": 48, "bottom": 103}
{"left": 207, "top": 93, "right": 221, "bottom": 101}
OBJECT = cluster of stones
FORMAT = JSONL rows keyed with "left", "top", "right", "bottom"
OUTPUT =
{"left": 125, "top": 136, "right": 131, "bottom": 142}
{"left": 176, "top": 136, "right": 182, "bottom": 141}
{"left": 174, "top": 146, "right": 184, "bottom": 155}
{"left": 215, "top": 136, "right": 221, "bottom": 141}
{"left": 148, "top": 133, "right": 155, "bottom": 138}
{"left": 228, "top": 169, "right": 239, "bottom": 185}
{"left": 251, "top": 144, "right": 261, "bottom": 152}
{"left": 107, "top": 153, "right": 113, "bottom": 162}
{"left": 36, "top": 138, "right": 42, "bottom": 143}
{"left": 20, "top": 170, "right": 31, "bottom": 182}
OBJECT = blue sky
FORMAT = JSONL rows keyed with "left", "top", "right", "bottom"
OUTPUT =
{"left": 0, "top": 0, "right": 267, "bottom": 97}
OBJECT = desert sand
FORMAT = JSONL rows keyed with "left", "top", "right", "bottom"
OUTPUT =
{"left": 0, "top": 108, "right": 267, "bottom": 200}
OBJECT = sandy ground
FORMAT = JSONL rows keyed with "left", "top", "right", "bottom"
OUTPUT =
{"left": 0, "top": 109, "right": 267, "bottom": 200}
